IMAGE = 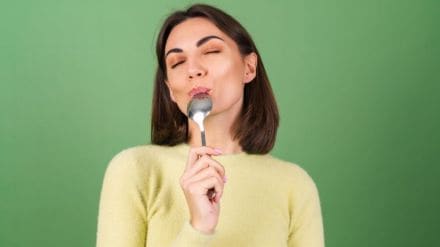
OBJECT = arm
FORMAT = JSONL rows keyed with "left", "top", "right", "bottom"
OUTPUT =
{"left": 287, "top": 170, "right": 325, "bottom": 247}
{"left": 96, "top": 150, "right": 147, "bottom": 247}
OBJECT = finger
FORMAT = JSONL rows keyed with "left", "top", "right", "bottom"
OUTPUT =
{"left": 183, "top": 155, "right": 225, "bottom": 180}
{"left": 185, "top": 155, "right": 225, "bottom": 179}
{"left": 199, "top": 177, "right": 223, "bottom": 202}
{"left": 181, "top": 163, "right": 225, "bottom": 202}
{"left": 186, "top": 176, "right": 224, "bottom": 199}
{"left": 181, "top": 166, "right": 225, "bottom": 199}
{"left": 186, "top": 146, "right": 222, "bottom": 169}
{"left": 183, "top": 166, "right": 225, "bottom": 188}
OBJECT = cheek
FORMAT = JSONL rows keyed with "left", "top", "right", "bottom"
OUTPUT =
{"left": 210, "top": 60, "right": 246, "bottom": 110}
{"left": 166, "top": 79, "right": 190, "bottom": 114}
{"left": 166, "top": 72, "right": 187, "bottom": 95}
{"left": 168, "top": 82, "right": 187, "bottom": 103}
{"left": 212, "top": 57, "right": 245, "bottom": 89}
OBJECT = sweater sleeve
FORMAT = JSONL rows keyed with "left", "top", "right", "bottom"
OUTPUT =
{"left": 287, "top": 168, "right": 325, "bottom": 247}
{"left": 171, "top": 221, "right": 215, "bottom": 247}
{"left": 96, "top": 149, "right": 148, "bottom": 247}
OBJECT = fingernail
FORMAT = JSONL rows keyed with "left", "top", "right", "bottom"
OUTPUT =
{"left": 214, "top": 148, "right": 223, "bottom": 154}
{"left": 223, "top": 176, "right": 228, "bottom": 183}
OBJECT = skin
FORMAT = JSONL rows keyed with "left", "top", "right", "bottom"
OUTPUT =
{"left": 164, "top": 17, "right": 257, "bottom": 233}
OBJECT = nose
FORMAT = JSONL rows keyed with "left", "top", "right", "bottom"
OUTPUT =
{"left": 187, "top": 60, "right": 207, "bottom": 80}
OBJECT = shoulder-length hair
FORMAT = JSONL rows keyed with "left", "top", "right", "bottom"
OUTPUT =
{"left": 151, "top": 4, "right": 279, "bottom": 154}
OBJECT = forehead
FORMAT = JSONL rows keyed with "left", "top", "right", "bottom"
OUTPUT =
{"left": 165, "top": 17, "right": 231, "bottom": 51}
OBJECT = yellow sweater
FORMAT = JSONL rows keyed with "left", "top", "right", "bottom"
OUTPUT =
{"left": 96, "top": 144, "right": 324, "bottom": 247}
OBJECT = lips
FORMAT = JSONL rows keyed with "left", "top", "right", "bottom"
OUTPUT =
{"left": 189, "top": 87, "right": 211, "bottom": 98}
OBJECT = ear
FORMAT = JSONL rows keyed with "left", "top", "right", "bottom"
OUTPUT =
{"left": 165, "top": 80, "right": 176, "bottom": 102}
{"left": 243, "top": 52, "right": 257, "bottom": 84}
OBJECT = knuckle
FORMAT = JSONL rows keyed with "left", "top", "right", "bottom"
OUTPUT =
{"left": 212, "top": 163, "right": 224, "bottom": 175}
{"left": 219, "top": 166, "right": 225, "bottom": 176}
{"left": 211, "top": 176, "right": 221, "bottom": 184}
{"left": 207, "top": 166, "right": 216, "bottom": 173}
{"left": 199, "top": 158, "right": 210, "bottom": 168}
{"left": 200, "top": 155, "right": 210, "bottom": 162}
{"left": 194, "top": 161, "right": 208, "bottom": 170}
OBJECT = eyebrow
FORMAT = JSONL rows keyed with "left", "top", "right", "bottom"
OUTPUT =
{"left": 165, "top": 35, "right": 224, "bottom": 58}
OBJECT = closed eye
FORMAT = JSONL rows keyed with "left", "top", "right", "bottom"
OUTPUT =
{"left": 171, "top": 60, "right": 185, "bottom": 69}
{"left": 204, "top": 50, "right": 220, "bottom": 54}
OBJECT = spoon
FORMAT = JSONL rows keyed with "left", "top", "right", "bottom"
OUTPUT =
{"left": 187, "top": 93, "right": 216, "bottom": 200}
{"left": 187, "top": 93, "right": 212, "bottom": 146}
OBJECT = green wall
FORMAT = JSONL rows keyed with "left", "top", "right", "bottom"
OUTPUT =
{"left": 1, "top": 0, "right": 438, "bottom": 246}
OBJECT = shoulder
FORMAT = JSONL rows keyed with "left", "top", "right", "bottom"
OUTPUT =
{"left": 260, "top": 154, "right": 319, "bottom": 193}
{"left": 261, "top": 156, "right": 322, "bottom": 219}
{"left": 108, "top": 144, "right": 170, "bottom": 163}
{"left": 103, "top": 144, "right": 184, "bottom": 179}
{"left": 254, "top": 155, "right": 312, "bottom": 179}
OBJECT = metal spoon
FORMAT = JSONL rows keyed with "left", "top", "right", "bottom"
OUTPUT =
{"left": 187, "top": 93, "right": 216, "bottom": 200}
{"left": 187, "top": 93, "right": 212, "bottom": 146}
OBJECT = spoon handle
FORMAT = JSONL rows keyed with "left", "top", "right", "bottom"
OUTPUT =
{"left": 200, "top": 130, "right": 216, "bottom": 200}
{"left": 201, "top": 130, "right": 206, "bottom": 146}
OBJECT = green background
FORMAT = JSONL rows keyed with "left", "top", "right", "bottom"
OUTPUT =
{"left": 1, "top": 0, "right": 439, "bottom": 246}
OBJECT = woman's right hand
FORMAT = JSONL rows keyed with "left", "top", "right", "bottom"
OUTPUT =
{"left": 179, "top": 146, "right": 226, "bottom": 234}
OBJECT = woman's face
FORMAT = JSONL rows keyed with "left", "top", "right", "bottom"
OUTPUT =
{"left": 164, "top": 17, "right": 256, "bottom": 118}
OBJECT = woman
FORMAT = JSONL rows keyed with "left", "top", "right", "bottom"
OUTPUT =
{"left": 97, "top": 4, "right": 324, "bottom": 247}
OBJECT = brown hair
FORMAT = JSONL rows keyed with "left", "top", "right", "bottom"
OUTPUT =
{"left": 151, "top": 4, "right": 279, "bottom": 154}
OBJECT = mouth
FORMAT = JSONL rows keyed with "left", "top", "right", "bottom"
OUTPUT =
{"left": 189, "top": 87, "right": 211, "bottom": 98}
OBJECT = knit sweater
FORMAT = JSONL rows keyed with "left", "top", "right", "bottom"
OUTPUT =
{"left": 96, "top": 144, "right": 324, "bottom": 247}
